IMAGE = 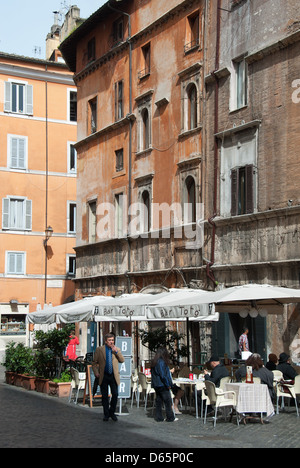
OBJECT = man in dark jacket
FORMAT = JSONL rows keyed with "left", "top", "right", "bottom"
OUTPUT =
{"left": 204, "top": 355, "right": 229, "bottom": 387}
{"left": 277, "top": 353, "right": 297, "bottom": 381}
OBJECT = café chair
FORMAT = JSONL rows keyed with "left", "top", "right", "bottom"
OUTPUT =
{"left": 219, "top": 376, "right": 231, "bottom": 390}
{"left": 138, "top": 372, "right": 155, "bottom": 411}
{"left": 272, "top": 370, "right": 283, "bottom": 389}
{"left": 131, "top": 373, "right": 142, "bottom": 408}
{"left": 204, "top": 381, "right": 238, "bottom": 428}
{"left": 69, "top": 367, "right": 86, "bottom": 405}
{"left": 276, "top": 378, "right": 299, "bottom": 417}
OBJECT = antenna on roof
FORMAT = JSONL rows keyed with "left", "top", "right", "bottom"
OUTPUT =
{"left": 33, "top": 46, "right": 42, "bottom": 57}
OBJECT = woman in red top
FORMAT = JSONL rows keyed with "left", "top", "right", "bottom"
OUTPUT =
{"left": 65, "top": 330, "right": 79, "bottom": 361}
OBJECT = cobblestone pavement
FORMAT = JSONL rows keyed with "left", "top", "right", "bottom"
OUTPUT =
{"left": 0, "top": 379, "right": 299, "bottom": 451}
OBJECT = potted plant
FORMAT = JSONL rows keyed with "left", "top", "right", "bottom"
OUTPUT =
{"left": 49, "top": 370, "right": 72, "bottom": 398}
{"left": 2, "top": 341, "right": 17, "bottom": 384}
{"left": 33, "top": 349, "right": 53, "bottom": 393}
{"left": 2, "top": 342, "right": 35, "bottom": 387}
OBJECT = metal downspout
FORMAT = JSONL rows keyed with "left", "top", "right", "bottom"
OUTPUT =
{"left": 206, "top": 0, "right": 221, "bottom": 287}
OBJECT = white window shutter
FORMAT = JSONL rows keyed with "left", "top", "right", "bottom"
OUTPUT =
{"left": 25, "top": 200, "right": 32, "bottom": 230}
{"left": 4, "top": 82, "right": 11, "bottom": 112}
{"left": 11, "top": 138, "right": 18, "bottom": 167}
{"left": 26, "top": 85, "right": 33, "bottom": 115}
{"left": 16, "top": 253, "right": 24, "bottom": 274}
{"left": 2, "top": 198, "right": 10, "bottom": 229}
{"left": 18, "top": 139, "right": 26, "bottom": 169}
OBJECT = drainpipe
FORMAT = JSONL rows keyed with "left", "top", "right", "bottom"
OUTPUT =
{"left": 108, "top": 2, "right": 133, "bottom": 293}
{"left": 206, "top": 0, "right": 221, "bottom": 288}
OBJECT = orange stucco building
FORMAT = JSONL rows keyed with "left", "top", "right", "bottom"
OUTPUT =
{"left": 0, "top": 52, "right": 77, "bottom": 356}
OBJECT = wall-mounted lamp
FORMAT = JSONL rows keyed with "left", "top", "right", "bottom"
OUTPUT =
{"left": 44, "top": 225, "right": 53, "bottom": 247}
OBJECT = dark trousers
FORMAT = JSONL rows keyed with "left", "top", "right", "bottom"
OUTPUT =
{"left": 100, "top": 373, "right": 118, "bottom": 418}
{"left": 154, "top": 387, "right": 175, "bottom": 422}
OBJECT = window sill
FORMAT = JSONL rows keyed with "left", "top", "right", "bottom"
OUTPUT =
{"left": 229, "top": 105, "right": 248, "bottom": 114}
{"left": 135, "top": 147, "right": 153, "bottom": 157}
{"left": 178, "top": 126, "right": 202, "bottom": 139}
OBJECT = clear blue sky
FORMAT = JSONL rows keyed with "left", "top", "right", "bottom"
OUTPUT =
{"left": 0, "top": 1, "right": 107, "bottom": 59}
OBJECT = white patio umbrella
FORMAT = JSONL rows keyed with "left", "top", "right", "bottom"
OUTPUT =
{"left": 27, "top": 296, "right": 115, "bottom": 325}
{"left": 198, "top": 283, "right": 300, "bottom": 315}
{"left": 146, "top": 288, "right": 218, "bottom": 321}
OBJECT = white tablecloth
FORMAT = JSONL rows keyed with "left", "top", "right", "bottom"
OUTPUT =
{"left": 225, "top": 383, "right": 274, "bottom": 417}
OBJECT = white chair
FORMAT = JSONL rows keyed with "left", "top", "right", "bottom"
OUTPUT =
{"left": 204, "top": 380, "right": 238, "bottom": 427}
{"left": 69, "top": 367, "right": 86, "bottom": 404}
{"left": 138, "top": 372, "right": 155, "bottom": 411}
{"left": 131, "top": 374, "right": 142, "bottom": 408}
{"left": 272, "top": 370, "right": 283, "bottom": 390}
{"left": 276, "top": 378, "right": 299, "bottom": 417}
{"left": 219, "top": 376, "right": 231, "bottom": 390}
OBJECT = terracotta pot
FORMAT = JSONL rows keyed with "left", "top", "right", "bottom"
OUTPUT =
{"left": 5, "top": 371, "right": 16, "bottom": 385}
{"left": 22, "top": 375, "right": 36, "bottom": 391}
{"left": 49, "top": 381, "right": 72, "bottom": 398}
{"left": 14, "top": 374, "right": 23, "bottom": 387}
{"left": 35, "top": 377, "right": 50, "bottom": 394}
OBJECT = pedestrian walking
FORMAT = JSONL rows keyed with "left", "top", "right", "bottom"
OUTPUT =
{"left": 151, "top": 347, "right": 177, "bottom": 423}
{"left": 92, "top": 333, "right": 124, "bottom": 422}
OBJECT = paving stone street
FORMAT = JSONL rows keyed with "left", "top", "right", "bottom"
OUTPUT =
{"left": 0, "top": 370, "right": 299, "bottom": 451}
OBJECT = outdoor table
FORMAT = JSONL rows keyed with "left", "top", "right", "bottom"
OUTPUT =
{"left": 173, "top": 378, "right": 205, "bottom": 419}
{"left": 225, "top": 382, "right": 274, "bottom": 424}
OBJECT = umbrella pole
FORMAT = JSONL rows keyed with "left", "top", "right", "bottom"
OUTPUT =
{"left": 186, "top": 317, "right": 190, "bottom": 368}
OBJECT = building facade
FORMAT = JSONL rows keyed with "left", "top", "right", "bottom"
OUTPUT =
{"left": 204, "top": 0, "right": 300, "bottom": 362}
{"left": 0, "top": 52, "right": 77, "bottom": 359}
{"left": 60, "top": 0, "right": 300, "bottom": 365}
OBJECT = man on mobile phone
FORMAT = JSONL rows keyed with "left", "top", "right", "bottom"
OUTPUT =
{"left": 92, "top": 333, "right": 125, "bottom": 422}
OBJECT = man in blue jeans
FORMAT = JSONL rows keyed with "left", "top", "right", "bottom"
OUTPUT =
{"left": 92, "top": 333, "right": 125, "bottom": 422}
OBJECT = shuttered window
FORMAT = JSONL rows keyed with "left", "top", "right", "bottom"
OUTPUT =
{"left": 4, "top": 82, "right": 33, "bottom": 115}
{"left": 231, "top": 165, "right": 254, "bottom": 216}
{"left": 6, "top": 252, "right": 25, "bottom": 275}
{"left": 9, "top": 136, "right": 26, "bottom": 169}
{"left": 2, "top": 198, "right": 32, "bottom": 230}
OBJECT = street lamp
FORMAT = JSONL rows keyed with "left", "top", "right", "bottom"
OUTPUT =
{"left": 44, "top": 225, "right": 53, "bottom": 303}
{"left": 44, "top": 225, "right": 53, "bottom": 248}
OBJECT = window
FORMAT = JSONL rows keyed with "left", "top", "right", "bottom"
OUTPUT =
{"left": 69, "top": 91, "right": 77, "bottom": 122}
{"left": 141, "top": 190, "right": 151, "bottom": 232}
{"left": 115, "top": 149, "right": 124, "bottom": 172}
{"left": 139, "top": 43, "right": 151, "bottom": 79}
{"left": 6, "top": 252, "right": 25, "bottom": 275}
{"left": 4, "top": 81, "right": 33, "bottom": 115}
{"left": 184, "top": 176, "right": 196, "bottom": 223}
{"left": 67, "top": 255, "right": 76, "bottom": 276}
{"left": 112, "top": 17, "right": 124, "bottom": 45}
{"left": 187, "top": 83, "right": 198, "bottom": 130}
{"left": 114, "top": 81, "right": 124, "bottom": 121}
{"left": 179, "top": 65, "right": 201, "bottom": 134}
{"left": 8, "top": 135, "right": 27, "bottom": 170}
{"left": 88, "top": 201, "right": 97, "bottom": 243}
{"left": 89, "top": 97, "right": 97, "bottom": 134}
{"left": 142, "top": 108, "right": 150, "bottom": 150}
{"left": 68, "top": 143, "right": 77, "bottom": 173}
{"left": 219, "top": 128, "right": 258, "bottom": 217}
{"left": 87, "top": 37, "right": 96, "bottom": 62}
{"left": 68, "top": 202, "right": 76, "bottom": 233}
{"left": 231, "top": 165, "right": 254, "bottom": 216}
{"left": 2, "top": 197, "right": 32, "bottom": 230}
{"left": 232, "top": 58, "right": 248, "bottom": 109}
{"left": 136, "top": 91, "right": 153, "bottom": 153}
{"left": 185, "top": 12, "right": 200, "bottom": 52}
{"left": 115, "top": 193, "right": 124, "bottom": 238}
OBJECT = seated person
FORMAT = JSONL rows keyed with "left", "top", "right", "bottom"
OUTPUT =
{"left": 170, "top": 368, "right": 184, "bottom": 415}
{"left": 204, "top": 355, "right": 229, "bottom": 387}
{"left": 266, "top": 353, "right": 278, "bottom": 371}
{"left": 235, "top": 353, "right": 275, "bottom": 399}
{"left": 277, "top": 353, "right": 298, "bottom": 381}
{"left": 197, "top": 355, "right": 229, "bottom": 413}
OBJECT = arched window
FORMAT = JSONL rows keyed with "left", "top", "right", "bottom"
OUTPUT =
{"left": 185, "top": 176, "right": 196, "bottom": 223}
{"left": 187, "top": 83, "right": 197, "bottom": 130}
{"left": 141, "top": 190, "right": 151, "bottom": 232}
{"left": 141, "top": 108, "right": 150, "bottom": 150}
